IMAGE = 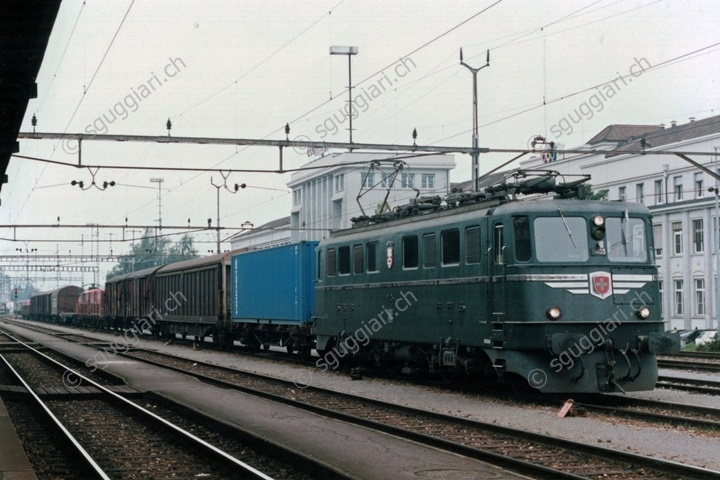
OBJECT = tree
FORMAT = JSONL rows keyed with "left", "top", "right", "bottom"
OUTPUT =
{"left": 106, "top": 229, "right": 198, "bottom": 280}
{"left": 584, "top": 184, "right": 609, "bottom": 201}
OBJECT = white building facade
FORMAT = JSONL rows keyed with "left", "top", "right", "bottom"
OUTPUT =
{"left": 230, "top": 151, "right": 455, "bottom": 249}
{"left": 521, "top": 115, "right": 720, "bottom": 330}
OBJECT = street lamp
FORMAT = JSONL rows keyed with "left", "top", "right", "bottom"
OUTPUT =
{"left": 150, "top": 178, "right": 164, "bottom": 264}
{"left": 330, "top": 46, "right": 359, "bottom": 144}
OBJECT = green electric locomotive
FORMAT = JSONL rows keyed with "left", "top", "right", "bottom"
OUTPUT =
{"left": 313, "top": 170, "right": 680, "bottom": 393}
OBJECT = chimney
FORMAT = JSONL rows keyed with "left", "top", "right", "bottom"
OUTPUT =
{"left": 689, "top": 117, "right": 696, "bottom": 123}
{"left": 659, "top": 123, "right": 665, "bottom": 129}
{"left": 670, "top": 120, "right": 677, "bottom": 127}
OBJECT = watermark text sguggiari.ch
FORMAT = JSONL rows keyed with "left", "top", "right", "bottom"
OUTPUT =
{"left": 292, "top": 290, "right": 417, "bottom": 389}
{"left": 62, "top": 57, "right": 187, "bottom": 155}
{"left": 61, "top": 291, "right": 187, "bottom": 388}
{"left": 550, "top": 57, "right": 652, "bottom": 139}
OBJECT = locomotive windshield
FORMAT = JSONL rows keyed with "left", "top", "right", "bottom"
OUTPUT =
{"left": 534, "top": 217, "right": 589, "bottom": 262}
{"left": 606, "top": 217, "right": 647, "bottom": 262}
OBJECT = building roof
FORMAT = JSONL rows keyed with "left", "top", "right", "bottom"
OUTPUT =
{"left": 586, "top": 124, "right": 663, "bottom": 145}
{"left": 229, "top": 215, "right": 291, "bottom": 240}
{"left": 611, "top": 115, "right": 720, "bottom": 154}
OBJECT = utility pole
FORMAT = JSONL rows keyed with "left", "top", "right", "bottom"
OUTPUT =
{"left": 460, "top": 48, "right": 490, "bottom": 191}
{"left": 150, "top": 178, "right": 164, "bottom": 264}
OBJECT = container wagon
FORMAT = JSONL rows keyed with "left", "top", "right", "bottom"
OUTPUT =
{"left": 232, "top": 241, "right": 318, "bottom": 354}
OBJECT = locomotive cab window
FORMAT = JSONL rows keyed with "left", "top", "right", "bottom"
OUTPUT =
{"left": 367, "top": 242, "right": 378, "bottom": 272}
{"left": 513, "top": 217, "right": 531, "bottom": 262}
{"left": 441, "top": 229, "right": 460, "bottom": 265}
{"left": 403, "top": 236, "right": 419, "bottom": 269}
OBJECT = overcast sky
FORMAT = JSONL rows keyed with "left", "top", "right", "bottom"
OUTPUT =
{"left": 6, "top": 0, "right": 720, "bottom": 287}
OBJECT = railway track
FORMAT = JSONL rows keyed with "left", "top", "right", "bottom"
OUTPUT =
{"left": 6, "top": 318, "right": 720, "bottom": 478}
{"left": 0, "top": 333, "right": 347, "bottom": 480}
{"left": 657, "top": 375, "right": 720, "bottom": 395}
{"left": 114, "top": 348, "right": 717, "bottom": 479}
{"left": 658, "top": 358, "right": 720, "bottom": 372}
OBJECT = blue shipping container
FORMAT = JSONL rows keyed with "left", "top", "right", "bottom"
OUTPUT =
{"left": 231, "top": 242, "right": 318, "bottom": 325}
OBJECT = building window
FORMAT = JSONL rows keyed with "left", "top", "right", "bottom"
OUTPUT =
{"left": 654, "top": 179, "right": 664, "bottom": 205}
{"left": 401, "top": 173, "right": 415, "bottom": 189}
{"left": 636, "top": 183, "right": 644, "bottom": 204}
{"left": 381, "top": 173, "right": 395, "bottom": 188}
{"left": 618, "top": 186, "right": 626, "bottom": 202}
{"left": 293, "top": 189, "right": 301, "bottom": 205}
{"left": 421, "top": 174, "right": 435, "bottom": 189}
{"left": 672, "top": 222, "right": 682, "bottom": 255}
{"left": 674, "top": 279, "right": 683, "bottom": 316}
{"left": 692, "top": 219, "right": 704, "bottom": 253}
{"left": 361, "top": 172, "right": 375, "bottom": 188}
{"left": 695, "top": 173, "right": 704, "bottom": 198}
{"left": 695, "top": 278, "right": 706, "bottom": 316}
{"left": 674, "top": 176, "right": 683, "bottom": 201}
{"left": 334, "top": 174, "right": 344, "bottom": 192}
{"left": 653, "top": 224, "right": 662, "bottom": 256}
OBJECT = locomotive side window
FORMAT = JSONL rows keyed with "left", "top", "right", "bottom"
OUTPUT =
{"left": 403, "top": 236, "right": 419, "bottom": 269}
{"left": 367, "top": 242, "right": 378, "bottom": 272}
{"left": 423, "top": 234, "right": 437, "bottom": 267}
{"left": 534, "top": 217, "right": 589, "bottom": 262}
{"left": 327, "top": 248, "right": 337, "bottom": 276}
{"left": 353, "top": 245, "right": 364, "bottom": 273}
{"left": 316, "top": 251, "right": 322, "bottom": 280}
{"left": 465, "top": 226, "right": 481, "bottom": 264}
{"left": 442, "top": 229, "right": 460, "bottom": 265}
{"left": 338, "top": 246, "right": 351, "bottom": 275}
{"left": 606, "top": 217, "right": 648, "bottom": 262}
{"left": 513, "top": 217, "right": 531, "bottom": 262}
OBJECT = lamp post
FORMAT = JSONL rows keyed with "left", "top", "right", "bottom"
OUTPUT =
{"left": 150, "top": 178, "right": 164, "bottom": 264}
{"left": 330, "top": 46, "right": 359, "bottom": 144}
{"left": 460, "top": 48, "right": 489, "bottom": 191}
{"left": 715, "top": 146, "right": 720, "bottom": 333}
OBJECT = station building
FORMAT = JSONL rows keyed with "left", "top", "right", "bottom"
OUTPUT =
{"left": 230, "top": 151, "right": 456, "bottom": 250}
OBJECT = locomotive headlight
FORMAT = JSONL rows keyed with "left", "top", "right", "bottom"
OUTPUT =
{"left": 591, "top": 215, "right": 606, "bottom": 240}
{"left": 636, "top": 306, "right": 651, "bottom": 319}
{"left": 546, "top": 306, "right": 562, "bottom": 320}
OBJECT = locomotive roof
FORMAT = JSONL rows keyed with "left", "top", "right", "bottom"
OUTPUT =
{"left": 328, "top": 198, "right": 651, "bottom": 240}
